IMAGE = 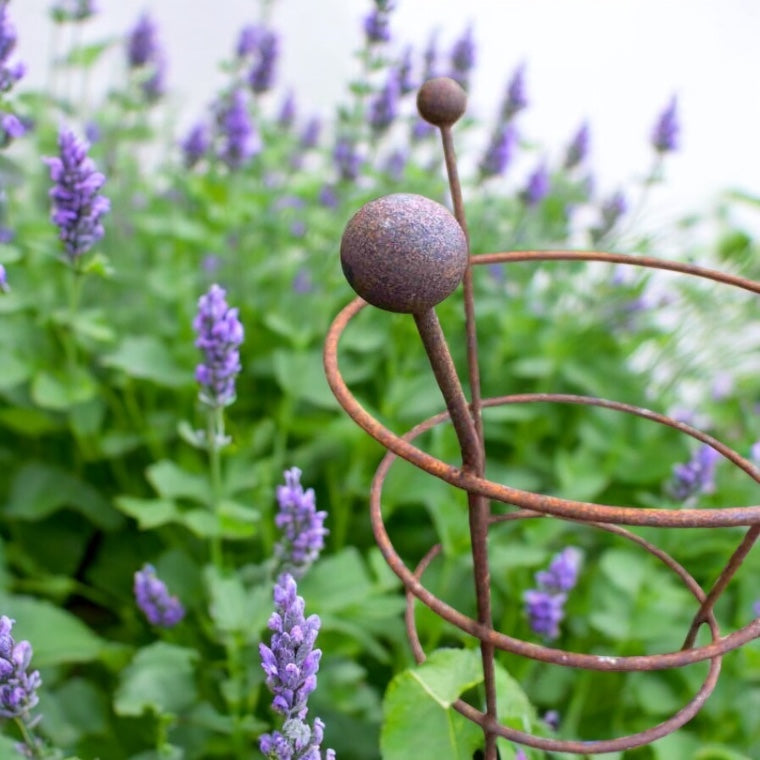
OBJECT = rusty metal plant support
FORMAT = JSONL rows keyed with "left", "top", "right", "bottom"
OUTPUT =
{"left": 324, "top": 77, "right": 760, "bottom": 756}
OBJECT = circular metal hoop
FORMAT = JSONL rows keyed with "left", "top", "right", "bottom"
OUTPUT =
{"left": 323, "top": 248, "right": 760, "bottom": 753}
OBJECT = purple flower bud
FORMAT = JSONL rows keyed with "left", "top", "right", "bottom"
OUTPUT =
{"left": 133, "top": 565, "right": 185, "bottom": 628}
{"left": 126, "top": 13, "right": 160, "bottom": 68}
{"left": 247, "top": 27, "right": 279, "bottom": 94}
{"left": 0, "top": 263, "right": 8, "bottom": 293}
{"left": 363, "top": 2, "right": 395, "bottom": 44}
{"left": 333, "top": 137, "right": 363, "bottom": 182}
{"left": 524, "top": 589, "right": 567, "bottom": 640}
{"left": 448, "top": 24, "right": 476, "bottom": 91}
{"left": 651, "top": 95, "right": 679, "bottom": 153}
{"left": 259, "top": 574, "right": 335, "bottom": 758}
{"left": 384, "top": 148, "right": 406, "bottom": 182}
{"left": 544, "top": 710, "right": 560, "bottom": 731}
{"left": 514, "top": 749, "right": 527, "bottom": 760}
{"left": 216, "top": 89, "right": 260, "bottom": 169}
{"left": 0, "top": 2, "right": 23, "bottom": 93}
{"left": 317, "top": 183, "right": 338, "bottom": 209}
{"left": 44, "top": 128, "right": 110, "bottom": 264}
{"left": 750, "top": 441, "right": 760, "bottom": 465}
{"left": 502, "top": 63, "right": 528, "bottom": 120}
{"left": 753, "top": 599, "right": 760, "bottom": 617}
{"left": 564, "top": 122, "right": 590, "bottom": 170}
{"left": 0, "top": 112, "right": 25, "bottom": 148}
{"left": 535, "top": 547, "right": 581, "bottom": 594}
{"left": 277, "top": 91, "right": 297, "bottom": 129}
{"left": 520, "top": 162, "right": 550, "bottom": 206}
{"left": 275, "top": 468, "right": 329, "bottom": 578}
{"left": 368, "top": 72, "right": 400, "bottom": 134}
{"left": 396, "top": 45, "right": 416, "bottom": 95}
{"left": 180, "top": 121, "right": 209, "bottom": 169}
{"left": 478, "top": 123, "right": 518, "bottom": 178}
{"left": 668, "top": 444, "right": 719, "bottom": 502}
{"left": 193, "top": 283, "right": 244, "bottom": 408}
{"left": 299, "top": 116, "right": 321, "bottom": 150}
{"left": 235, "top": 24, "right": 260, "bottom": 58}
{"left": 0, "top": 616, "right": 41, "bottom": 721}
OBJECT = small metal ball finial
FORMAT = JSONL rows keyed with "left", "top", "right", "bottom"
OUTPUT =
{"left": 417, "top": 77, "right": 467, "bottom": 127}
{"left": 340, "top": 193, "right": 468, "bottom": 314}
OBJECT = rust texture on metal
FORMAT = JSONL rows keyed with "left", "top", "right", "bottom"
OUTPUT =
{"left": 323, "top": 75, "right": 760, "bottom": 756}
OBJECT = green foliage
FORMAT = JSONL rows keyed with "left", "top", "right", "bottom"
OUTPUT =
{"left": 0, "top": 1, "right": 758, "bottom": 759}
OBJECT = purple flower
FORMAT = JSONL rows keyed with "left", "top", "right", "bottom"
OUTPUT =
{"left": 133, "top": 565, "right": 185, "bottom": 628}
{"left": 193, "top": 283, "right": 244, "bottom": 408}
{"left": 333, "top": 137, "right": 362, "bottom": 182}
{"left": 126, "top": 13, "right": 160, "bottom": 68}
{"left": 543, "top": 710, "right": 560, "bottom": 731}
{"left": 591, "top": 190, "right": 627, "bottom": 243}
{"left": 535, "top": 548, "right": 581, "bottom": 594}
{"left": 524, "top": 589, "right": 567, "bottom": 640}
{"left": 0, "top": 2, "right": 24, "bottom": 93}
{"left": 52, "top": 0, "right": 98, "bottom": 22}
{"left": 0, "top": 112, "right": 25, "bottom": 147}
{"left": 411, "top": 118, "right": 435, "bottom": 142}
{"left": 292, "top": 268, "right": 312, "bottom": 295}
{"left": 235, "top": 24, "right": 261, "bottom": 58}
{"left": 669, "top": 444, "right": 720, "bottom": 502}
{"left": 368, "top": 73, "right": 400, "bottom": 134}
{"left": 0, "top": 616, "right": 41, "bottom": 720}
{"left": 384, "top": 148, "right": 406, "bottom": 182}
{"left": 396, "top": 45, "right": 415, "bottom": 94}
{"left": 651, "top": 95, "right": 679, "bottom": 153}
{"left": 299, "top": 117, "right": 321, "bottom": 150}
{"left": 520, "top": 162, "right": 550, "bottom": 206}
{"left": 448, "top": 24, "right": 476, "bottom": 91}
{"left": 180, "top": 121, "right": 209, "bottom": 168}
{"left": 318, "top": 184, "right": 338, "bottom": 209}
{"left": 514, "top": 749, "right": 527, "bottom": 760}
{"left": 753, "top": 599, "right": 760, "bottom": 617}
{"left": 421, "top": 30, "right": 439, "bottom": 81}
{"left": 524, "top": 547, "right": 581, "bottom": 640}
{"left": 278, "top": 91, "right": 297, "bottom": 129}
{"left": 501, "top": 63, "right": 528, "bottom": 121}
{"left": 750, "top": 441, "right": 760, "bottom": 465}
{"left": 247, "top": 27, "right": 279, "bottom": 94}
{"left": 363, "top": 1, "right": 395, "bottom": 44}
{"left": 0, "top": 263, "right": 7, "bottom": 292}
{"left": 564, "top": 122, "right": 590, "bottom": 170}
{"left": 478, "top": 123, "right": 518, "bottom": 178}
{"left": 259, "top": 574, "right": 335, "bottom": 759}
{"left": 44, "top": 128, "right": 110, "bottom": 264}
{"left": 275, "top": 468, "right": 328, "bottom": 578}
{"left": 217, "top": 89, "right": 260, "bottom": 169}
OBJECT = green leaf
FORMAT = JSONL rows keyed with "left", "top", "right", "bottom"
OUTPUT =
{"left": 5, "top": 462, "right": 120, "bottom": 529}
{"left": 146, "top": 460, "right": 211, "bottom": 504}
{"left": 1, "top": 595, "right": 106, "bottom": 665}
{"left": 114, "top": 642, "right": 199, "bottom": 717}
{"left": 114, "top": 496, "right": 180, "bottom": 529}
{"left": 62, "top": 38, "right": 115, "bottom": 67}
{"left": 102, "top": 336, "right": 189, "bottom": 387}
{"left": 31, "top": 367, "right": 97, "bottom": 410}
{"left": 205, "top": 567, "right": 271, "bottom": 635}
{"left": 273, "top": 348, "right": 340, "bottom": 409}
{"left": 0, "top": 352, "right": 31, "bottom": 389}
{"left": 381, "top": 648, "right": 484, "bottom": 760}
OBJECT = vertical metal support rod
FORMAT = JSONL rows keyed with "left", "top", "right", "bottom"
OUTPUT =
{"left": 413, "top": 306, "right": 498, "bottom": 760}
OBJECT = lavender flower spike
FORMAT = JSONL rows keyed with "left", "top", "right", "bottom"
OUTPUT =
{"left": 525, "top": 547, "right": 582, "bottom": 640}
{"left": 478, "top": 123, "right": 517, "bottom": 178}
{"left": 275, "top": 467, "right": 329, "bottom": 578}
{"left": 564, "top": 122, "right": 590, "bottom": 170}
{"left": 669, "top": 444, "right": 719, "bottom": 502}
{"left": 259, "top": 574, "right": 335, "bottom": 759}
{"left": 126, "top": 12, "right": 160, "bottom": 68}
{"left": 651, "top": 95, "right": 679, "bottom": 153}
{"left": 520, "top": 162, "right": 550, "bottom": 207}
{"left": 363, "top": 1, "right": 395, "bottom": 44}
{"left": 0, "top": 263, "right": 8, "bottom": 293}
{"left": 44, "top": 128, "right": 110, "bottom": 264}
{"left": 448, "top": 24, "right": 476, "bottom": 91}
{"left": 180, "top": 121, "right": 209, "bottom": 168}
{"left": 217, "top": 89, "right": 260, "bottom": 169}
{"left": 0, "top": 1, "right": 24, "bottom": 93}
{"left": 133, "top": 564, "right": 185, "bottom": 627}
{"left": 0, "top": 615, "right": 41, "bottom": 720}
{"left": 368, "top": 73, "right": 400, "bottom": 134}
{"left": 501, "top": 63, "right": 528, "bottom": 121}
{"left": 247, "top": 27, "right": 279, "bottom": 94}
{"left": 193, "top": 283, "right": 244, "bottom": 408}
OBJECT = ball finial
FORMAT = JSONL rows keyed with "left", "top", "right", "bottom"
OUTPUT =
{"left": 340, "top": 193, "right": 468, "bottom": 314}
{"left": 416, "top": 77, "right": 467, "bottom": 127}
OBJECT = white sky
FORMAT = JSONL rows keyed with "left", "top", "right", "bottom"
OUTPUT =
{"left": 13, "top": 1, "right": 760, "bottom": 229}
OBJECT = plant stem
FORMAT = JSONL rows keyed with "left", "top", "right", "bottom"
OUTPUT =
{"left": 207, "top": 404, "right": 225, "bottom": 569}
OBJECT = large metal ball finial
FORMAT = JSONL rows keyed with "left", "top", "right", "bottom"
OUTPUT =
{"left": 417, "top": 77, "right": 467, "bottom": 127}
{"left": 340, "top": 193, "right": 468, "bottom": 314}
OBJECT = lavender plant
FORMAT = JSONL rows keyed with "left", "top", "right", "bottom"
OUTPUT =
{"left": 133, "top": 564, "right": 185, "bottom": 627}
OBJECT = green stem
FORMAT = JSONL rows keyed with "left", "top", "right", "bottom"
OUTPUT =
{"left": 207, "top": 405, "right": 225, "bottom": 569}
{"left": 14, "top": 717, "right": 42, "bottom": 758}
